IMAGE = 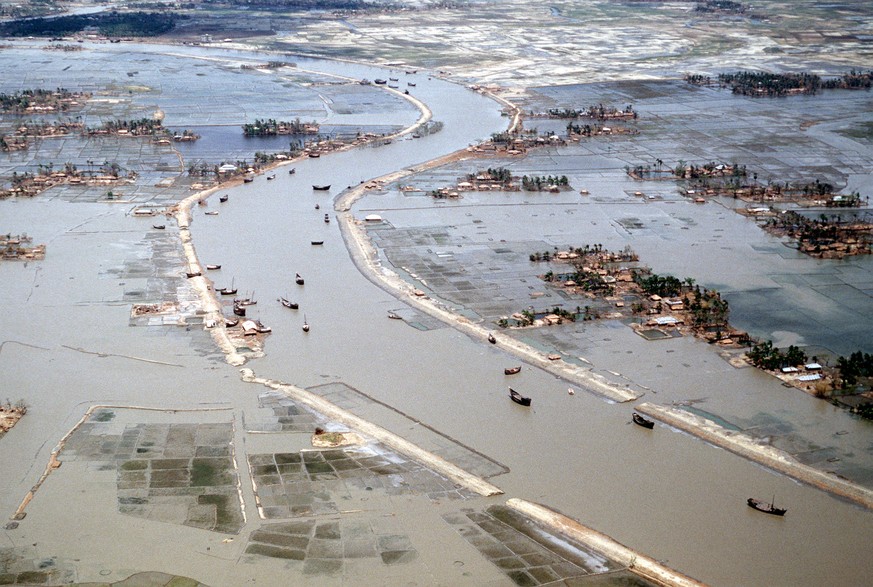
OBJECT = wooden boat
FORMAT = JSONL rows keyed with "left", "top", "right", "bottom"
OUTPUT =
{"left": 235, "top": 296, "right": 257, "bottom": 306}
{"left": 311, "top": 240, "right": 324, "bottom": 245}
{"left": 266, "top": 174, "right": 276, "bottom": 180}
{"left": 389, "top": 77, "right": 399, "bottom": 81}
{"left": 312, "top": 184, "right": 331, "bottom": 191}
{"left": 289, "top": 168, "right": 296, "bottom": 175}
{"left": 153, "top": 224, "right": 166, "bottom": 230}
{"left": 324, "top": 214, "right": 330, "bottom": 223}
{"left": 747, "top": 497, "right": 786, "bottom": 516}
{"left": 205, "top": 264, "right": 221, "bottom": 270}
{"left": 408, "top": 82, "right": 416, "bottom": 87}
{"left": 315, "top": 203, "right": 320, "bottom": 210}
{"left": 186, "top": 271, "right": 201, "bottom": 278}
{"left": 243, "top": 176, "right": 254, "bottom": 183}
{"left": 279, "top": 297, "right": 298, "bottom": 310}
{"left": 504, "top": 366, "right": 521, "bottom": 375}
{"left": 309, "top": 153, "right": 321, "bottom": 158}
{"left": 632, "top": 413, "right": 654, "bottom": 429}
{"left": 509, "top": 388, "right": 531, "bottom": 407}
{"left": 218, "top": 278, "right": 237, "bottom": 296}
{"left": 224, "top": 318, "right": 239, "bottom": 327}
{"left": 302, "top": 314, "right": 310, "bottom": 332}
{"left": 488, "top": 333, "right": 496, "bottom": 344}
{"left": 387, "top": 311, "right": 402, "bottom": 320}
{"left": 255, "top": 320, "right": 272, "bottom": 334}
{"left": 204, "top": 210, "right": 219, "bottom": 216}
{"left": 233, "top": 303, "right": 246, "bottom": 317}
{"left": 374, "top": 79, "right": 387, "bottom": 85}
{"left": 295, "top": 273, "right": 305, "bottom": 285}
{"left": 219, "top": 195, "right": 229, "bottom": 202}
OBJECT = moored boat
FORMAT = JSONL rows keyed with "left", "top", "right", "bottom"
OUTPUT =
{"left": 509, "top": 387, "right": 531, "bottom": 406}
{"left": 279, "top": 297, "right": 298, "bottom": 309}
{"left": 632, "top": 413, "right": 654, "bottom": 429}
{"left": 219, "top": 195, "right": 229, "bottom": 202}
{"left": 186, "top": 271, "right": 201, "bottom": 278}
{"left": 218, "top": 278, "right": 237, "bottom": 295}
{"left": 302, "top": 314, "right": 310, "bottom": 332}
{"left": 295, "top": 273, "right": 304, "bottom": 285}
{"left": 311, "top": 240, "right": 324, "bottom": 245}
{"left": 312, "top": 184, "right": 331, "bottom": 191}
{"left": 747, "top": 497, "right": 786, "bottom": 516}
{"left": 243, "top": 176, "right": 254, "bottom": 183}
{"left": 387, "top": 311, "right": 402, "bottom": 320}
{"left": 204, "top": 210, "right": 219, "bottom": 216}
{"left": 324, "top": 214, "right": 330, "bottom": 223}
{"left": 266, "top": 174, "right": 276, "bottom": 180}
{"left": 153, "top": 224, "right": 166, "bottom": 230}
{"left": 233, "top": 303, "right": 246, "bottom": 317}
{"left": 255, "top": 320, "right": 272, "bottom": 334}
{"left": 206, "top": 264, "right": 221, "bottom": 270}
{"left": 488, "top": 333, "right": 496, "bottom": 344}
{"left": 504, "top": 366, "right": 521, "bottom": 375}
{"left": 289, "top": 168, "right": 296, "bottom": 174}
{"left": 224, "top": 318, "right": 239, "bottom": 327}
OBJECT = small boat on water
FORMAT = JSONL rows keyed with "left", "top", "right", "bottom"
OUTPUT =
{"left": 243, "top": 176, "right": 254, "bottom": 183}
{"left": 389, "top": 77, "right": 399, "bottom": 81}
{"left": 488, "top": 333, "right": 496, "bottom": 344}
{"left": 218, "top": 278, "right": 237, "bottom": 296}
{"left": 632, "top": 413, "right": 655, "bottom": 429}
{"left": 235, "top": 295, "right": 257, "bottom": 306}
{"left": 255, "top": 320, "right": 272, "bottom": 334}
{"left": 312, "top": 184, "right": 331, "bottom": 191}
{"left": 205, "top": 210, "right": 219, "bottom": 216}
{"left": 205, "top": 264, "right": 221, "bottom": 270}
{"left": 266, "top": 174, "right": 276, "bottom": 180}
{"left": 747, "top": 497, "right": 786, "bottom": 516}
{"left": 233, "top": 303, "right": 246, "bottom": 317}
{"left": 408, "top": 82, "right": 416, "bottom": 87}
{"left": 311, "top": 240, "right": 324, "bottom": 246}
{"left": 224, "top": 318, "right": 239, "bottom": 327}
{"left": 504, "top": 366, "right": 521, "bottom": 375}
{"left": 509, "top": 388, "right": 531, "bottom": 407}
{"left": 219, "top": 195, "right": 229, "bottom": 203}
{"left": 279, "top": 297, "right": 298, "bottom": 309}
{"left": 302, "top": 314, "right": 310, "bottom": 332}
{"left": 315, "top": 203, "right": 320, "bottom": 210}
{"left": 324, "top": 214, "right": 330, "bottom": 223}
{"left": 388, "top": 311, "right": 402, "bottom": 320}
{"left": 289, "top": 168, "right": 296, "bottom": 175}
{"left": 295, "top": 273, "right": 305, "bottom": 285}
{"left": 374, "top": 79, "right": 387, "bottom": 85}
{"left": 153, "top": 224, "right": 166, "bottom": 230}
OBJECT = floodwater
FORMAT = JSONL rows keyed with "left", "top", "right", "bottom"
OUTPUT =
{"left": 1, "top": 42, "right": 873, "bottom": 586}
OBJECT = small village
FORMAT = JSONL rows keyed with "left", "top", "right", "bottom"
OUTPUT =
{"left": 0, "top": 232, "right": 45, "bottom": 260}
{"left": 0, "top": 400, "right": 27, "bottom": 437}
{"left": 428, "top": 167, "right": 572, "bottom": 198}
{"left": 0, "top": 163, "right": 137, "bottom": 199}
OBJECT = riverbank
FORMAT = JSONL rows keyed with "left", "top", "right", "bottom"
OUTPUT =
{"left": 508, "top": 499, "right": 707, "bottom": 587}
{"left": 335, "top": 152, "right": 641, "bottom": 404}
{"left": 637, "top": 403, "right": 873, "bottom": 510}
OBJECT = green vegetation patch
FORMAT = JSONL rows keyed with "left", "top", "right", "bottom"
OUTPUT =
{"left": 0, "top": 12, "right": 181, "bottom": 38}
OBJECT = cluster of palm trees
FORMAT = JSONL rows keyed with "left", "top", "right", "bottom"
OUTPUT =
{"left": 520, "top": 175, "right": 569, "bottom": 191}
{"left": 87, "top": 117, "right": 164, "bottom": 136}
{"left": 242, "top": 118, "right": 318, "bottom": 137}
